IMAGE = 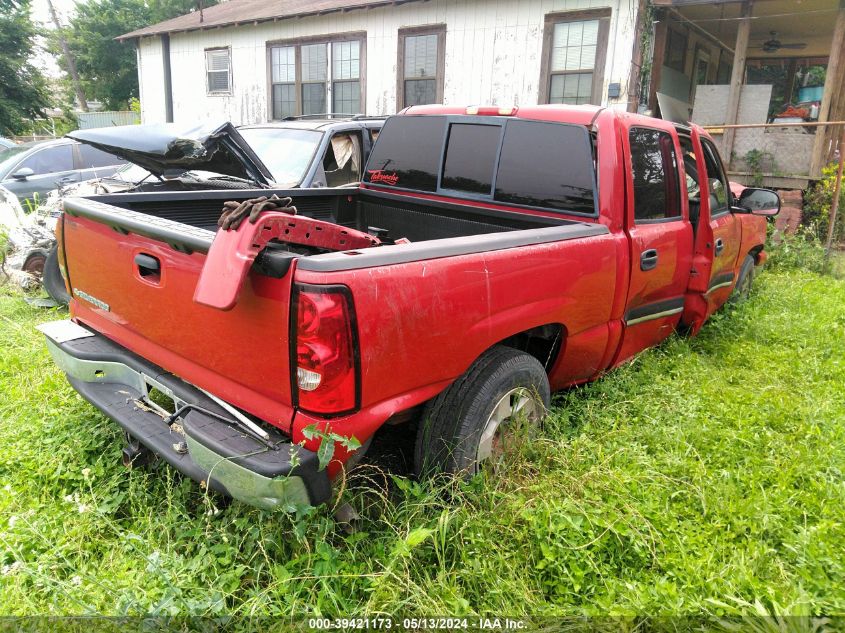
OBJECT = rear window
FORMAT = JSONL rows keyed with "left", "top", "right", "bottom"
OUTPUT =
{"left": 494, "top": 120, "right": 595, "bottom": 214}
{"left": 364, "top": 116, "right": 445, "bottom": 191}
{"left": 441, "top": 123, "right": 501, "bottom": 195}
{"left": 364, "top": 115, "right": 596, "bottom": 215}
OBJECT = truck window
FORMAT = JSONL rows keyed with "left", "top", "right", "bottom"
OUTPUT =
{"left": 701, "top": 140, "right": 730, "bottom": 215}
{"left": 441, "top": 123, "right": 501, "bottom": 195}
{"left": 494, "top": 119, "right": 595, "bottom": 215}
{"left": 364, "top": 116, "right": 445, "bottom": 191}
{"left": 629, "top": 127, "right": 681, "bottom": 222}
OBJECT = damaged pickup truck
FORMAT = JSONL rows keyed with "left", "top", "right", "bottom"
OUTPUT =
{"left": 39, "top": 105, "right": 780, "bottom": 510}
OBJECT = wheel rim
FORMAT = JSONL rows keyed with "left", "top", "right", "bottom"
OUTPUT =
{"left": 476, "top": 387, "right": 542, "bottom": 468}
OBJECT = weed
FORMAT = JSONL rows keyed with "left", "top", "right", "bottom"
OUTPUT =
{"left": 0, "top": 268, "right": 844, "bottom": 617}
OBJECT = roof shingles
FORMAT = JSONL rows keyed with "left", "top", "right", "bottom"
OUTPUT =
{"left": 119, "top": 0, "right": 418, "bottom": 40}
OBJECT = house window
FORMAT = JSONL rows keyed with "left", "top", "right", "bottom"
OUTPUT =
{"left": 269, "top": 35, "right": 364, "bottom": 119}
{"left": 540, "top": 10, "right": 610, "bottom": 106}
{"left": 397, "top": 26, "right": 445, "bottom": 109}
{"left": 205, "top": 48, "right": 232, "bottom": 94}
{"left": 665, "top": 30, "right": 688, "bottom": 73}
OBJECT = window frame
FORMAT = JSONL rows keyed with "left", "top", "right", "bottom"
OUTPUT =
{"left": 629, "top": 126, "right": 683, "bottom": 225}
{"left": 364, "top": 115, "right": 599, "bottom": 218}
{"left": 700, "top": 138, "right": 731, "bottom": 218}
{"left": 538, "top": 8, "right": 611, "bottom": 106}
{"left": 266, "top": 32, "right": 367, "bottom": 119}
{"left": 205, "top": 47, "right": 232, "bottom": 96}
{"left": 396, "top": 24, "right": 446, "bottom": 111}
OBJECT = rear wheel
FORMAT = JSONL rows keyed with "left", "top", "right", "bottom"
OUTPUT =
{"left": 414, "top": 346, "right": 550, "bottom": 477}
{"left": 43, "top": 244, "right": 70, "bottom": 305}
{"left": 730, "top": 255, "right": 756, "bottom": 304}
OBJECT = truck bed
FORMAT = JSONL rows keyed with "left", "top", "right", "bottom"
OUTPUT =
{"left": 77, "top": 187, "right": 568, "bottom": 247}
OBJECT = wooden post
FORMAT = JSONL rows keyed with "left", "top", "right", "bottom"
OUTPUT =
{"left": 811, "top": 4, "right": 845, "bottom": 179}
{"left": 825, "top": 126, "right": 845, "bottom": 253}
{"left": 784, "top": 58, "right": 798, "bottom": 104}
{"left": 722, "top": 0, "right": 752, "bottom": 164}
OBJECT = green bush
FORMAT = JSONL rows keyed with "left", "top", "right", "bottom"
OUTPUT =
{"left": 802, "top": 164, "right": 845, "bottom": 244}
{"left": 765, "top": 223, "right": 829, "bottom": 274}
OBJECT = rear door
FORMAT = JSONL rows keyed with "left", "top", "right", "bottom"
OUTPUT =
{"left": 615, "top": 123, "right": 694, "bottom": 364}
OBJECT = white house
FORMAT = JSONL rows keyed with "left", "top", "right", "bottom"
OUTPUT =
{"left": 119, "top": 0, "right": 645, "bottom": 125}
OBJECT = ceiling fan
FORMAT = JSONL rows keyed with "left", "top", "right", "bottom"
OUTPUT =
{"left": 752, "top": 31, "right": 808, "bottom": 53}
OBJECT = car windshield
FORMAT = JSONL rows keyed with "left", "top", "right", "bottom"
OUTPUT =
{"left": 238, "top": 127, "right": 323, "bottom": 186}
{"left": 0, "top": 146, "right": 30, "bottom": 177}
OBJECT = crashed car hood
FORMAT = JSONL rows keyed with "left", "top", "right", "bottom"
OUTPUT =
{"left": 67, "top": 122, "right": 274, "bottom": 186}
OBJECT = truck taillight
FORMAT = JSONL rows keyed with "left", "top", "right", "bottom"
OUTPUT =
{"left": 292, "top": 284, "right": 359, "bottom": 415}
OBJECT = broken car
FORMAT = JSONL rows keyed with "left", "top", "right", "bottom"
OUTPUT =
{"left": 38, "top": 106, "right": 780, "bottom": 510}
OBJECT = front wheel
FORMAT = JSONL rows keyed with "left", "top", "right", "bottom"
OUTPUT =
{"left": 414, "top": 346, "right": 550, "bottom": 477}
{"left": 730, "top": 255, "right": 756, "bottom": 304}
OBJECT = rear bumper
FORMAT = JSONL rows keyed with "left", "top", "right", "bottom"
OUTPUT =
{"left": 38, "top": 320, "right": 331, "bottom": 510}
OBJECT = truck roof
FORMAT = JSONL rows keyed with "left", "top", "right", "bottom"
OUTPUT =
{"left": 401, "top": 104, "right": 706, "bottom": 135}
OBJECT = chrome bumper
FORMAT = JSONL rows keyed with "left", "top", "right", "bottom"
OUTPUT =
{"left": 38, "top": 320, "right": 330, "bottom": 510}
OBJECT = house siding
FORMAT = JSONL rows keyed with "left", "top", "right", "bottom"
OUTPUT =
{"left": 136, "top": 0, "right": 638, "bottom": 125}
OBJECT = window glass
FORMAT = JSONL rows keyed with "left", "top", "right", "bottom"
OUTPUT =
{"left": 629, "top": 127, "right": 681, "bottom": 221}
{"left": 332, "top": 41, "right": 361, "bottom": 113}
{"left": 363, "top": 115, "right": 445, "bottom": 191}
{"left": 19, "top": 144, "right": 74, "bottom": 174}
{"left": 402, "top": 32, "right": 442, "bottom": 107}
{"left": 548, "top": 20, "right": 598, "bottom": 105}
{"left": 205, "top": 49, "right": 231, "bottom": 93}
{"left": 441, "top": 124, "right": 500, "bottom": 194}
{"left": 271, "top": 41, "right": 362, "bottom": 118}
{"left": 701, "top": 140, "right": 729, "bottom": 214}
{"left": 238, "top": 127, "right": 322, "bottom": 186}
{"left": 665, "top": 30, "right": 687, "bottom": 73}
{"left": 494, "top": 119, "right": 595, "bottom": 214}
{"left": 78, "top": 145, "right": 122, "bottom": 169}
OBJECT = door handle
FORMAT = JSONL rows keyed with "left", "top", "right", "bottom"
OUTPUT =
{"left": 715, "top": 238, "right": 725, "bottom": 256}
{"left": 640, "top": 248, "right": 659, "bottom": 271}
{"left": 134, "top": 253, "right": 161, "bottom": 280}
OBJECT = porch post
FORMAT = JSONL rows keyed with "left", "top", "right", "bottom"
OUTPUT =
{"left": 810, "top": 2, "right": 845, "bottom": 179}
{"left": 722, "top": 0, "right": 752, "bottom": 163}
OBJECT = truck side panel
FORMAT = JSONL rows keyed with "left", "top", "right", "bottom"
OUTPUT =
{"left": 292, "top": 230, "right": 618, "bottom": 452}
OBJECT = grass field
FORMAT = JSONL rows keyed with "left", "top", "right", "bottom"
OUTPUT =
{"left": 1, "top": 267, "right": 844, "bottom": 619}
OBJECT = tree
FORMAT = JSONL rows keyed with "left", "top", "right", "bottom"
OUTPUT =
{"left": 0, "top": 0, "right": 49, "bottom": 135}
{"left": 64, "top": 0, "right": 217, "bottom": 110}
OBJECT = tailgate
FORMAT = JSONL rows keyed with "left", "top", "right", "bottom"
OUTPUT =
{"left": 60, "top": 199, "right": 297, "bottom": 432}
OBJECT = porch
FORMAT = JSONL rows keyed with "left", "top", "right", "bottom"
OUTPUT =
{"left": 647, "top": 0, "right": 845, "bottom": 188}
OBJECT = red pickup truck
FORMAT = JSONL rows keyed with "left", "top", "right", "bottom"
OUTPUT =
{"left": 38, "top": 105, "right": 780, "bottom": 510}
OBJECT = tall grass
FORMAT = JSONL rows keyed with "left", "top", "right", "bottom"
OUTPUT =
{"left": 1, "top": 268, "right": 844, "bottom": 617}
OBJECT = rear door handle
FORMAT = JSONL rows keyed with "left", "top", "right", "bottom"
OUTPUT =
{"left": 640, "top": 248, "right": 659, "bottom": 271}
{"left": 715, "top": 238, "right": 725, "bottom": 256}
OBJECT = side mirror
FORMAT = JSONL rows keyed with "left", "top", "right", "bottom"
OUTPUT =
{"left": 12, "top": 167, "right": 34, "bottom": 181}
{"left": 737, "top": 187, "right": 781, "bottom": 217}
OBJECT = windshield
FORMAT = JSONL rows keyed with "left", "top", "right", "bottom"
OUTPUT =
{"left": 238, "top": 127, "right": 323, "bottom": 186}
{"left": 0, "top": 146, "right": 30, "bottom": 178}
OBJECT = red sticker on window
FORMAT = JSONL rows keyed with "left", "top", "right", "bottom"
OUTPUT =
{"left": 367, "top": 170, "right": 399, "bottom": 186}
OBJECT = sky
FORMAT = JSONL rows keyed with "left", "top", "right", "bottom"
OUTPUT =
{"left": 30, "top": 0, "right": 83, "bottom": 78}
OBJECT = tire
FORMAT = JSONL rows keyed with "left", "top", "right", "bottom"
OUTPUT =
{"left": 414, "top": 345, "right": 550, "bottom": 478}
{"left": 43, "top": 243, "right": 71, "bottom": 305}
{"left": 729, "top": 255, "right": 756, "bottom": 305}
